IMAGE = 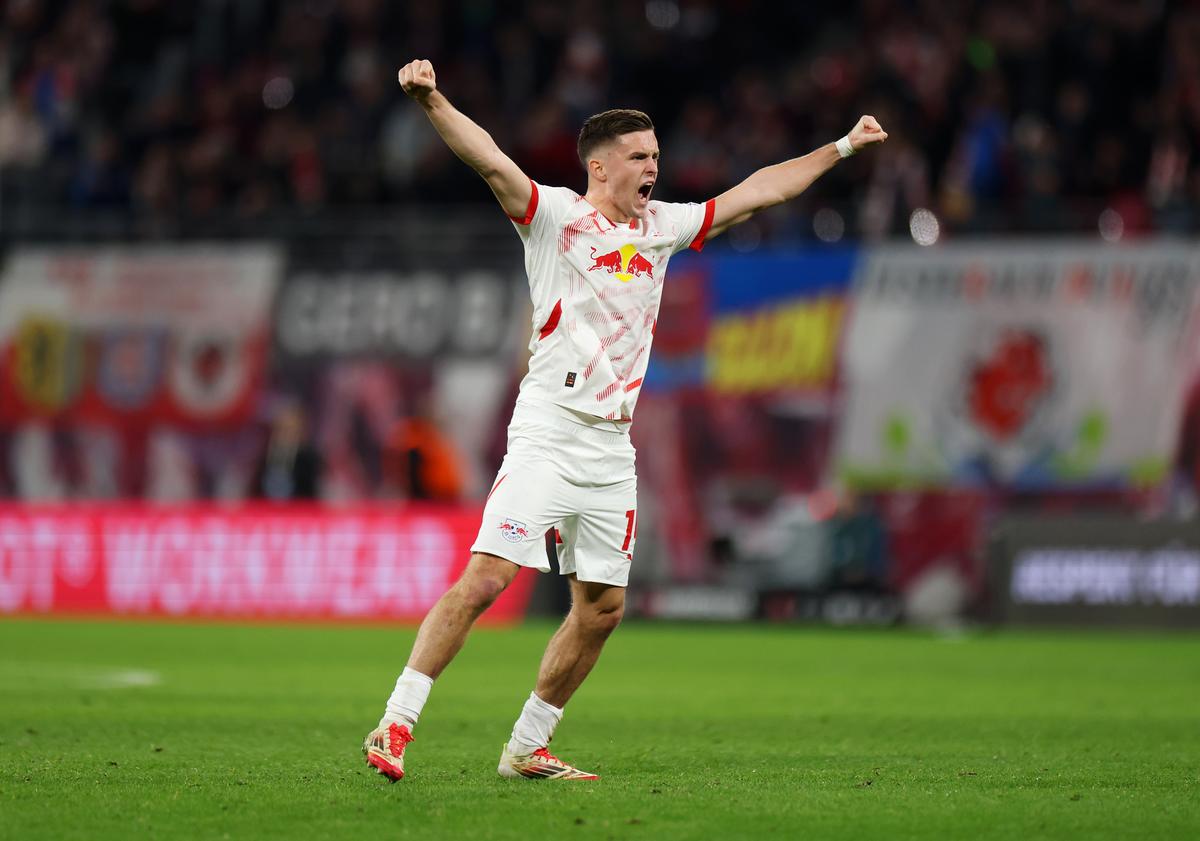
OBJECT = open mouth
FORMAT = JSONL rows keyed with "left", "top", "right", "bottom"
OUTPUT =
{"left": 637, "top": 181, "right": 654, "bottom": 202}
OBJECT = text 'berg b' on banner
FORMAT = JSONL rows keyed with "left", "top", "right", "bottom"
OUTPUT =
{"left": 273, "top": 268, "right": 525, "bottom": 361}
{"left": 835, "top": 241, "right": 1200, "bottom": 489}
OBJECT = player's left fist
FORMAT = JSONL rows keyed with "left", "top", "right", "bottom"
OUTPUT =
{"left": 848, "top": 115, "right": 888, "bottom": 151}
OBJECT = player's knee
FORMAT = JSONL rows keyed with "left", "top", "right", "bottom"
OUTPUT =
{"left": 452, "top": 554, "right": 518, "bottom": 612}
{"left": 600, "top": 604, "right": 624, "bottom": 635}
{"left": 582, "top": 602, "right": 624, "bottom": 637}
{"left": 455, "top": 572, "right": 509, "bottom": 612}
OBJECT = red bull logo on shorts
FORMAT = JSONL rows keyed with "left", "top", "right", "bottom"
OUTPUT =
{"left": 499, "top": 517, "right": 533, "bottom": 543}
{"left": 587, "top": 244, "right": 655, "bottom": 283}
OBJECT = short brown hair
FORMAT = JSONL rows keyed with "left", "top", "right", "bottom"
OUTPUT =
{"left": 577, "top": 109, "right": 655, "bottom": 167}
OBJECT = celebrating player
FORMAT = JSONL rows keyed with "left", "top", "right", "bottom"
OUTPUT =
{"left": 364, "top": 59, "right": 887, "bottom": 781}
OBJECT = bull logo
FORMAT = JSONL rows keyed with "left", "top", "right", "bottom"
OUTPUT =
{"left": 499, "top": 517, "right": 532, "bottom": 543}
{"left": 587, "top": 244, "right": 655, "bottom": 283}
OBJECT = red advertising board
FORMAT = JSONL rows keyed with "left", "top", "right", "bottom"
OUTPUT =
{"left": 0, "top": 504, "right": 535, "bottom": 624}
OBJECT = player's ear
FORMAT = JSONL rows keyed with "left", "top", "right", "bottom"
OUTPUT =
{"left": 587, "top": 157, "right": 606, "bottom": 182}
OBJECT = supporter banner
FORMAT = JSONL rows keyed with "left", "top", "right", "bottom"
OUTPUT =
{"left": 0, "top": 504, "right": 535, "bottom": 623}
{"left": 837, "top": 242, "right": 1200, "bottom": 488}
{"left": 0, "top": 246, "right": 281, "bottom": 428}
{"left": 989, "top": 515, "right": 1200, "bottom": 628}
{"left": 647, "top": 250, "right": 857, "bottom": 398}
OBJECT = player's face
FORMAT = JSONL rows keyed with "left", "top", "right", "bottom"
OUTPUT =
{"left": 603, "top": 130, "right": 659, "bottom": 220}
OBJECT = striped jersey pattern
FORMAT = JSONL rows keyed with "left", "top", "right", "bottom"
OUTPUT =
{"left": 509, "top": 181, "right": 714, "bottom": 423}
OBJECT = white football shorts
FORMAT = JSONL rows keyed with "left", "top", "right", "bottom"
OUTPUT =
{"left": 470, "top": 400, "right": 638, "bottom": 587}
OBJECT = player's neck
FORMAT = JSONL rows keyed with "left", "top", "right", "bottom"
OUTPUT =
{"left": 583, "top": 190, "right": 630, "bottom": 225}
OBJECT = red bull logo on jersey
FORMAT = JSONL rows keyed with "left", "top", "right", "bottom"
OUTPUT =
{"left": 499, "top": 517, "right": 533, "bottom": 543}
{"left": 587, "top": 244, "right": 654, "bottom": 283}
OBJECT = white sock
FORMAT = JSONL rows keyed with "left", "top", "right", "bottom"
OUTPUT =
{"left": 380, "top": 667, "right": 433, "bottom": 729}
{"left": 507, "top": 691, "right": 563, "bottom": 755}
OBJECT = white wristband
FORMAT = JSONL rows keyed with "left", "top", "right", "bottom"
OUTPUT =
{"left": 836, "top": 135, "right": 857, "bottom": 159}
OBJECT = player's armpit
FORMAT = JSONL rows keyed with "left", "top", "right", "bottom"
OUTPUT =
{"left": 704, "top": 191, "right": 759, "bottom": 241}
{"left": 479, "top": 152, "right": 535, "bottom": 223}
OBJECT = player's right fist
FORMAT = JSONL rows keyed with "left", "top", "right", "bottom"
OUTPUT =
{"left": 398, "top": 59, "right": 436, "bottom": 101}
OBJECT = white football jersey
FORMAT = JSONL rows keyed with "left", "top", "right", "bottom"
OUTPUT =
{"left": 509, "top": 180, "right": 714, "bottom": 423}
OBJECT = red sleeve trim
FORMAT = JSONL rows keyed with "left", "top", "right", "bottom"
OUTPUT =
{"left": 537, "top": 299, "right": 563, "bottom": 339}
{"left": 507, "top": 179, "right": 539, "bottom": 225}
{"left": 688, "top": 198, "right": 716, "bottom": 252}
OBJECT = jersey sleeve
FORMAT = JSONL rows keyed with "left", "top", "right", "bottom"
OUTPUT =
{"left": 508, "top": 180, "right": 576, "bottom": 242}
{"left": 664, "top": 198, "right": 716, "bottom": 254}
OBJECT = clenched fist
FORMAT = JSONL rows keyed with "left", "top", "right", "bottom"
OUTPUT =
{"left": 847, "top": 115, "right": 888, "bottom": 151}
{"left": 398, "top": 59, "right": 436, "bottom": 101}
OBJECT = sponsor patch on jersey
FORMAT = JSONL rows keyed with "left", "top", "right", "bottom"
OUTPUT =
{"left": 499, "top": 518, "right": 532, "bottom": 543}
{"left": 586, "top": 244, "right": 655, "bottom": 283}
{"left": 564, "top": 371, "right": 577, "bottom": 387}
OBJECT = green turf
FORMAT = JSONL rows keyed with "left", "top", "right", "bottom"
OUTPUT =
{"left": 1, "top": 619, "right": 1198, "bottom": 840}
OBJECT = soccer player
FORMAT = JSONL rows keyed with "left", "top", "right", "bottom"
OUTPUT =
{"left": 364, "top": 59, "right": 887, "bottom": 781}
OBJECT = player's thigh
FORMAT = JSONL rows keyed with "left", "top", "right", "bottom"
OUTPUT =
{"left": 471, "top": 455, "right": 574, "bottom": 571}
{"left": 562, "top": 477, "right": 638, "bottom": 587}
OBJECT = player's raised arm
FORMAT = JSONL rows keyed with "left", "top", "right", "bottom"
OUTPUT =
{"left": 704, "top": 116, "right": 888, "bottom": 241}
{"left": 398, "top": 59, "right": 533, "bottom": 221}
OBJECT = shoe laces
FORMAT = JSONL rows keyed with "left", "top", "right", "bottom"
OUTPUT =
{"left": 386, "top": 723, "right": 413, "bottom": 757}
{"left": 532, "top": 747, "right": 563, "bottom": 765}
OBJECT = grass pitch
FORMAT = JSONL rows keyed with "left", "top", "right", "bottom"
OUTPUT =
{"left": 1, "top": 619, "right": 1197, "bottom": 840}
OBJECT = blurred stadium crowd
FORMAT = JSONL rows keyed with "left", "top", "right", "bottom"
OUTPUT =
{"left": 3, "top": 1, "right": 1200, "bottom": 615}
{"left": 2, "top": 0, "right": 1199, "bottom": 239}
